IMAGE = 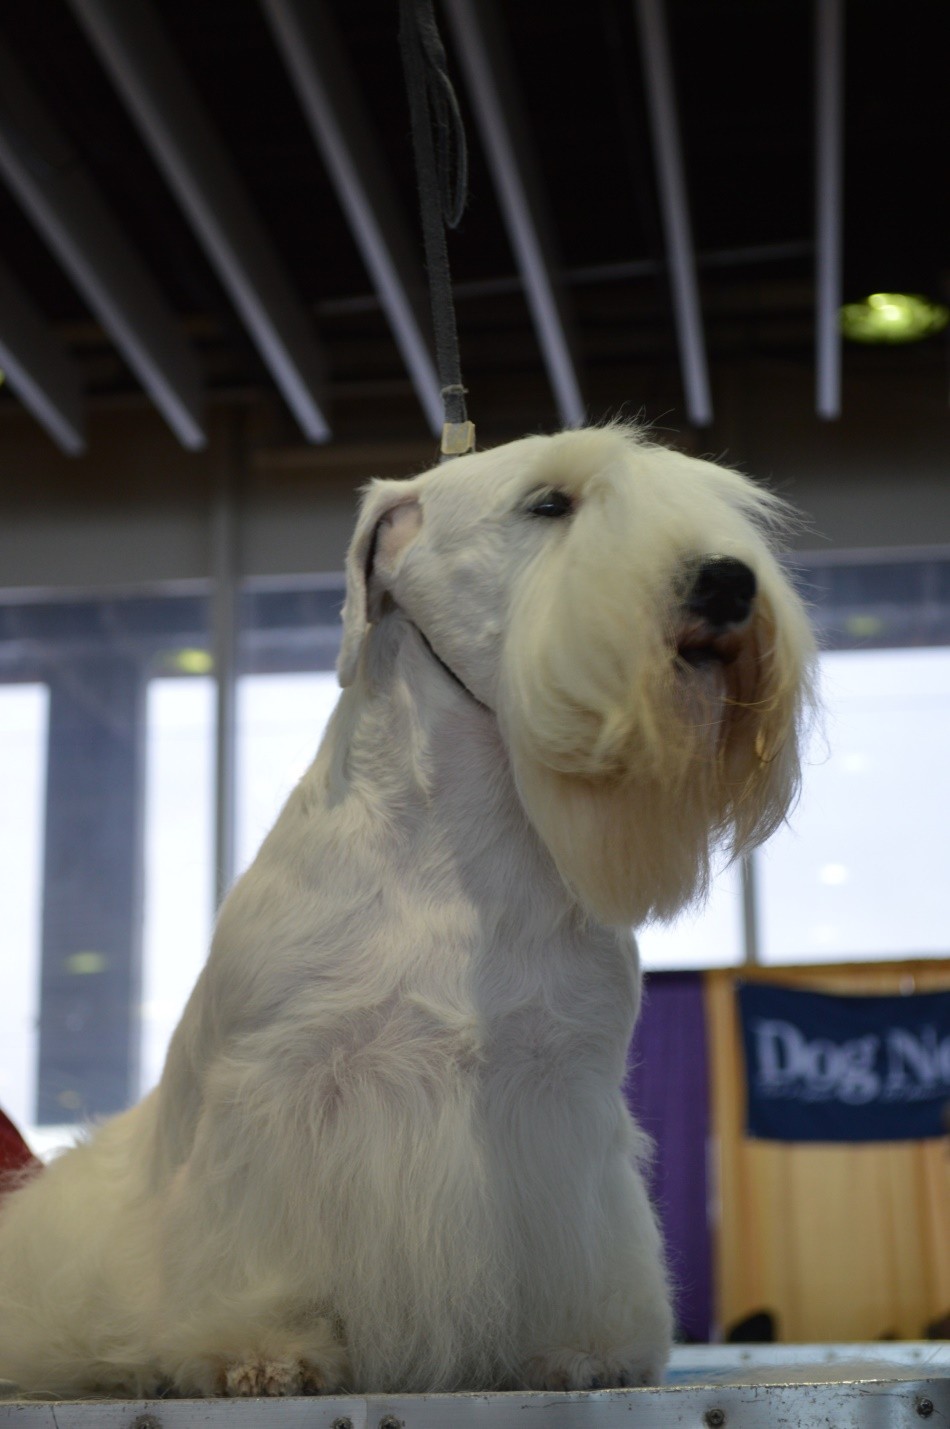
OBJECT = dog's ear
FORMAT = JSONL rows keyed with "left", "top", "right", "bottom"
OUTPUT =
{"left": 338, "top": 479, "right": 423, "bottom": 687}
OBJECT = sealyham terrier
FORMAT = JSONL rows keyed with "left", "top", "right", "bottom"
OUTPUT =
{"left": 0, "top": 425, "right": 815, "bottom": 1398}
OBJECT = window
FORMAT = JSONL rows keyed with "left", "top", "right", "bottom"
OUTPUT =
{"left": 637, "top": 862, "right": 744, "bottom": 970}
{"left": 0, "top": 592, "right": 211, "bottom": 1146}
{"left": 758, "top": 646, "right": 950, "bottom": 962}
{"left": 141, "top": 676, "right": 215, "bottom": 1096}
{"left": 0, "top": 684, "right": 48, "bottom": 1133}
{"left": 236, "top": 671, "right": 342, "bottom": 877}
{"left": 2, "top": 555, "right": 949, "bottom": 1142}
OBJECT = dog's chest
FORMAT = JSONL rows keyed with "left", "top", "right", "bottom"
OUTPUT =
{"left": 473, "top": 930, "right": 638, "bottom": 1096}
{"left": 280, "top": 925, "right": 635, "bottom": 1126}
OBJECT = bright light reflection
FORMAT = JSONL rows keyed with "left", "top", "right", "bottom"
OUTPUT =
{"left": 141, "top": 678, "right": 215, "bottom": 1096}
{"left": 637, "top": 857, "right": 744, "bottom": 970}
{"left": 840, "top": 291, "right": 949, "bottom": 344}
{"left": 10, "top": 643, "right": 948, "bottom": 1127}
{"left": 760, "top": 647, "right": 950, "bottom": 961}
{"left": 0, "top": 685, "right": 48, "bottom": 1136}
{"left": 141, "top": 671, "right": 342, "bottom": 1099}
{"left": 236, "top": 672, "right": 342, "bottom": 876}
{"left": 232, "top": 671, "right": 742, "bottom": 971}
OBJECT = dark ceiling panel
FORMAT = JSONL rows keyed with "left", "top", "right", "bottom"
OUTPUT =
{"left": 0, "top": 0, "right": 945, "bottom": 443}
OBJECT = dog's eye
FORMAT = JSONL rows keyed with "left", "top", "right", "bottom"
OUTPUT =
{"left": 525, "top": 489, "right": 574, "bottom": 519}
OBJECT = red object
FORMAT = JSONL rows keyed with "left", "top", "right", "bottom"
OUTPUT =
{"left": 0, "top": 1108, "right": 41, "bottom": 1188}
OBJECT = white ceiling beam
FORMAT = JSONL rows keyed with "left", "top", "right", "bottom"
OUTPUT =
{"left": 69, "top": 0, "right": 331, "bottom": 444}
{"left": 441, "top": 0, "right": 585, "bottom": 428}
{"left": 815, "top": 0, "right": 844, "bottom": 420}
{"left": 0, "top": 256, "right": 85, "bottom": 455}
{"left": 0, "top": 38, "right": 205, "bottom": 451}
{"left": 633, "top": 0, "right": 713, "bottom": 427}
{"left": 261, "top": 0, "right": 442, "bottom": 438}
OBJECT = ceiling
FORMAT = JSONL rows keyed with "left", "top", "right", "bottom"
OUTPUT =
{"left": 0, "top": 0, "right": 946, "bottom": 456}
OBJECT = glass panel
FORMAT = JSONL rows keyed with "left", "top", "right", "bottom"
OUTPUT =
{"left": 234, "top": 581, "right": 344, "bottom": 881}
{"left": 236, "top": 671, "right": 342, "bottom": 877}
{"left": 1, "top": 568, "right": 947, "bottom": 1144}
{"left": 231, "top": 581, "right": 748, "bottom": 972}
{"left": 0, "top": 591, "right": 211, "bottom": 1135}
{"left": 140, "top": 676, "right": 215, "bottom": 1096}
{"left": 233, "top": 671, "right": 746, "bottom": 972}
{"left": 638, "top": 860, "right": 743, "bottom": 970}
{"left": 0, "top": 685, "right": 48, "bottom": 1136}
{"left": 759, "top": 647, "right": 950, "bottom": 962}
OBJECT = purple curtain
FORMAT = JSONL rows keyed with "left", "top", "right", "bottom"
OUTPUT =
{"left": 624, "top": 971, "right": 712, "bottom": 1342}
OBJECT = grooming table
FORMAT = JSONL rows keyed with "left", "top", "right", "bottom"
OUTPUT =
{"left": 0, "top": 1343, "right": 946, "bottom": 1427}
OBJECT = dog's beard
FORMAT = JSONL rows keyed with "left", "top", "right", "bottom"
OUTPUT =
{"left": 499, "top": 576, "right": 814, "bottom": 927}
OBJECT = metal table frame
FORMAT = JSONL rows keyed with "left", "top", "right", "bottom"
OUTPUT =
{"left": 1, "top": 1343, "right": 946, "bottom": 1427}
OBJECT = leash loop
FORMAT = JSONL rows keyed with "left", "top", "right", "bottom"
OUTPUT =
{"left": 398, "top": 0, "right": 475, "bottom": 459}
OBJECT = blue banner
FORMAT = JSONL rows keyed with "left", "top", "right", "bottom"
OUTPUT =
{"left": 737, "top": 982, "right": 950, "bottom": 1142}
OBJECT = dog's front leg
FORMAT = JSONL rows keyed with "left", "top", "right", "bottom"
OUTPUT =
{"left": 148, "top": 1103, "right": 350, "bottom": 1398}
{"left": 162, "top": 1321, "right": 350, "bottom": 1398}
{"left": 515, "top": 1139, "right": 673, "bottom": 1390}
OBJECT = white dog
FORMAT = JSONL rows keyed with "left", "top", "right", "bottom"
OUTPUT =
{"left": 0, "top": 425, "right": 815, "bottom": 1398}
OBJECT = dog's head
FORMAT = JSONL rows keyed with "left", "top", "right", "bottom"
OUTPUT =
{"left": 340, "top": 425, "right": 817, "bottom": 926}
{"left": 338, "top": 432, "right": 558, "bottom": 699}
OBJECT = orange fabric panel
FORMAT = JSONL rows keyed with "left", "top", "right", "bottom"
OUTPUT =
{"left": 706, "top": 961, "right": 950, "bottom": 1341}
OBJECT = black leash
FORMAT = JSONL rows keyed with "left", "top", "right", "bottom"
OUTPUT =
{"left": 415, "top": 624, "right": 490, "bottom": 711}
{"left": 398, "top": 0, "right": 475, "bottom": 460}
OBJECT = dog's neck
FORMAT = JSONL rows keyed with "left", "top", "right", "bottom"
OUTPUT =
{"left": 375, "top": 590, "right": 490, "bottom": 712}
{"left": 166, "top": 608, "right": 633, "bottom": 1178}
{"left": 328, "top": 613, "right": 574, "bottom": 922}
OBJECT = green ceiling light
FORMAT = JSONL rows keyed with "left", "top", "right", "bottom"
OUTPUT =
{"left": 65, "top": 951, "right": 108, "bottom": 975}
{"left": 845, "top": 614, "right": 885, "bottom": 639}
{"left": 168, "top": 648, "right": 214, "bottom": 675}
{"left": 840, "top": 291, "right": 949, "bottom": 344}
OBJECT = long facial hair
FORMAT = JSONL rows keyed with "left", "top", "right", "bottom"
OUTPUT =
{"left": 497, "top": 462, "right": 817, "bottom": 926}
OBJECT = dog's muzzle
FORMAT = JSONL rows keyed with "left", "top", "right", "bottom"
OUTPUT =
{"left": 676, "top": 557, "right": 757, "bottom": 667}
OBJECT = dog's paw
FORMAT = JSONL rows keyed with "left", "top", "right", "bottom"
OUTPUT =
{"left": 520, "top": 1348, "right": 660, "bottom": 1391}
{"left": 171, "top": 1336, "right": 350, "bottom": 1397}
{"left": 223, "top": 1355, "right": 347, "bottom": 1396}
{"left": 224, "top": 1357, "right": 303, "bottom": 1397}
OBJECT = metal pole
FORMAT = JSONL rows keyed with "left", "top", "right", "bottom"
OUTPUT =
{"left": 815, "top": 0, "right": 845, "bottom": 419}
{"left": 634, "top": 0, "right": 713, "bottom": 428}
{"left": 211, "top": 415, "right": 240, "bottom": 907}
{"left": 0, "top": 35, "right": 205, "bottom": 450}
{"left": 443, "top": 0, "right": 586, "bottom": 428}
{"left": 262, "top": 0, "right": 443, "bottom": 437}
{"left": 740, "top": 855, "right": 760, "bottom": 965}
{"left": 70, "top": 0, "right": 331, "bottom": 444}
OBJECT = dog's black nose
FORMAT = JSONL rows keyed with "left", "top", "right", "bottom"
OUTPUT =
{"left": 686, "top": 557, "right": 757, "bottom": 628}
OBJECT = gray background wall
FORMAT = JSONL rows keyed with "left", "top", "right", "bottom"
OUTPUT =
{"left": 2, "top": 352, "right": 948, "bottom": 597}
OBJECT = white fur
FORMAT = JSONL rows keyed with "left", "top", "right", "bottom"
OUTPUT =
{"left": 0, "top": 426, "right": 815, "bottom": 1397}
